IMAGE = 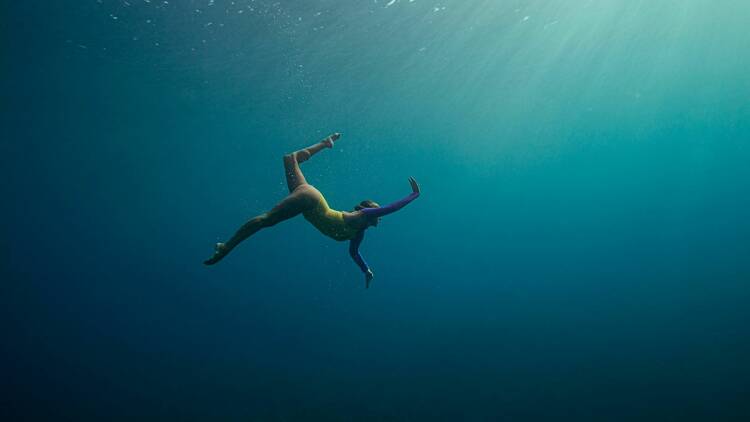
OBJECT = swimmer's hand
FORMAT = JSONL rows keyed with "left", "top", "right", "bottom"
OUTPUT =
{"left": 323, "top": 132, "right": 341, "bottom": 148}
{"left": 365, "top": 269, "right": 374, "bottom": 289}
{"left": 409, "top": 176, "right": 420, "bottom": 195}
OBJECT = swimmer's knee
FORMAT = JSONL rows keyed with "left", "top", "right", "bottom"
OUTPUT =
{"left": 258, "top": 212, "right": 279, "bottom": 227}
{"left": 249, "top": 214, "right": 271, "bottom": 228}
{"left": 285, "top": 151, "right": 310, "bottom": 166}
{"left": 298, "top": 149, "right": 311, "bottom": 161}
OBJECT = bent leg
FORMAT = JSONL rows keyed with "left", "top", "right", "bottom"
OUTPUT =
{"left": 283, "top": 133, "right": 340, "bottom": 193}
{"left": 294, "top": 133, "right": 340, "bottom": 164}
{"left": 204, "top": 190, "right": 312, "bottom": 265}
{"left": 283, "top": 153, "right": 308, "bottom": 193}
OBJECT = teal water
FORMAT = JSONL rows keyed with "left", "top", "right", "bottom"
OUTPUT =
{"left": 3, "top": 1, "right": 750, "bottom": 420}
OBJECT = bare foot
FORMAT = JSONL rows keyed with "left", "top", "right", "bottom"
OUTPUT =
{"left": 204, "top": 242, "right": 228, "bottom": 265}
{"left": 323, "top": 132, "right": 341, "bottom": 148}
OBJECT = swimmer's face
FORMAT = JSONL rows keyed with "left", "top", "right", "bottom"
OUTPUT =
{"left": 355, "top": 200, "right": 381, "bottom": 227}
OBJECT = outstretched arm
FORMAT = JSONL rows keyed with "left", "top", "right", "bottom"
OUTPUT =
{"left": 349, "top": 230, "right": 374, "bottom": 288}
{"left": 361, "top": 177, "right": 421, "bottom": 219}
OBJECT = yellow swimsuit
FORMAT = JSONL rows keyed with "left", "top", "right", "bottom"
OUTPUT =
{"left": 302, "top": 189, "right": 360, "bottom": 241}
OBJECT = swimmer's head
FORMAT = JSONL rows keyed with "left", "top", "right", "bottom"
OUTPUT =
{"left": 355, "top": 199, "right": 381, "bottom": 227}
{"left": 355, "top": 199, "right": 379, "bottom": 211}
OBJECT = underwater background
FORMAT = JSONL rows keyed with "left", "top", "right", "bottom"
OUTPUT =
{"left": 3, "top": 1, "right": 750, "bottom": 420}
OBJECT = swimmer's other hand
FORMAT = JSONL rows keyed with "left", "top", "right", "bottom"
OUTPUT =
{"left": 365, "top": 269, "right": 374, "bottom": 289}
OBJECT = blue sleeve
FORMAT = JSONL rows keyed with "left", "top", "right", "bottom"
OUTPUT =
{"left": 361, "top": 191, "right": 419, "bottom": 218}
{"left": 348, "top": 230, "right": 369, "bottom": 273}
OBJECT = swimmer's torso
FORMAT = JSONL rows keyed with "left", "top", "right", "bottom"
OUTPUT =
{"left": 300, "top": 186, "right": 360, "bottom": 241}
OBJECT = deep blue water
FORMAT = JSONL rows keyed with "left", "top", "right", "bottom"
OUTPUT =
{"left": 3, "top": 1, "right": 750, "bottom": 420}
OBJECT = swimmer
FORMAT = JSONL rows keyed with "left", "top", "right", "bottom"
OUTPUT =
{"left": 204, "top": 133, "right": 420, "bottom": 288}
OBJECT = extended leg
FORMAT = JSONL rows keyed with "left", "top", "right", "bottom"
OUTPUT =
{"left": 204, "top": 190, "right": 311, "bottom": 265}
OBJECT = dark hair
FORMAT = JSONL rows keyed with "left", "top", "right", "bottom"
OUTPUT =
{"left": 354, "top": 199, "right": 380, "bottom": 211}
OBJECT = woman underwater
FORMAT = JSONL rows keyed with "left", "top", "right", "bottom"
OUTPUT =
{"left": 204, "top": 133, "right": 420, "bottom": 288}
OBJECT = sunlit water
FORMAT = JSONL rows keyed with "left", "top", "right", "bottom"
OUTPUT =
{"left": 3, "top": 1, "right": 750, "bottom": 420}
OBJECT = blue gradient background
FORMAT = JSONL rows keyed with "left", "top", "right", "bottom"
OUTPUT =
{"left": 3, "top": 1, "right": 750, "bottom": 420}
